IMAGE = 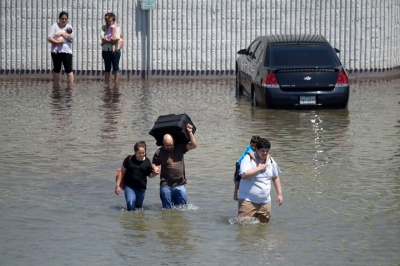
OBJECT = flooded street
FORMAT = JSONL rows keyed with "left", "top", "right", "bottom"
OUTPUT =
{"left": 0, "top": 77, "right": 399, "bottom": 265}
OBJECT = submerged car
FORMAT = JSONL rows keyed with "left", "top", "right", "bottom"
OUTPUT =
{"left": 235, "top": 34, "right": 349, "bottom": 108}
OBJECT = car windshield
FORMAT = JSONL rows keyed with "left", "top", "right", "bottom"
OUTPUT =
{"left": 267, "top": 45, "right": 339, "bottom": 68}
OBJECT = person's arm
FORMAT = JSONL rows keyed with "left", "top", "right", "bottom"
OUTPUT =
{"left": 248, "top": 151, "right": 261, "bottom": 164}
{"left": 186, "top": 124, "right": 197, "bottom": 151}
{"left": 56, "top": 31, "right": 72, "bottom": 42}
{"left": 48, "top": 24, "right": 63, "bottom": 45}
{"left": 272, "top": 175, "right": 283, "bottom": 205}
{"left": 100, "top": 26, "right": 106, "bottom": 46}
{"left": 233, "top": 181, "right": 240, "bottom": 201}
{"left": 115, "top": 166, "right": 126, "bottom": 195}
{"left": 52, "top": 25, "right": 73, "bottom": 42}
{"left": 241, "top": 162, "right": 266, "bottom": 179}
{"left": 100, "top": 25, "right": 105, "bottom": 40}
{"left": 149, "top": 164, "right": 160, "bottom": 178}
{"left": 152, "top": 150, "right": 161, "bottom": 170}
{"left": 240, "top": 154, "right": 267, "bottom": 180}
{"left": 48, "top": 36, "right": 64, "bottom": 45}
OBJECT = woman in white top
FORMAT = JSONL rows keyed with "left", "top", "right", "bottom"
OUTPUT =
{"left": 48, "top": 11, "right": 75, "bottom": 85}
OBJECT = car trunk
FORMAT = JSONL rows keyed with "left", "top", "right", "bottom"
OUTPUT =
{"left": 275, "top": 69, "right": 338, "bottom": 92}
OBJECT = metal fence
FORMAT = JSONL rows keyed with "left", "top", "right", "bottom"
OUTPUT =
{"left": 1, "top": 0, "right": 399, "bottom": 77}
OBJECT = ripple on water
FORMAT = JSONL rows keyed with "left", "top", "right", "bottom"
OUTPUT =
{"left": 0, "top": 78, "right": 399, "bottom": 265}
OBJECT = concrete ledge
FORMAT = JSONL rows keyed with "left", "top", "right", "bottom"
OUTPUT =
{"left": 0, "top": 68, "right": 399, "bottom": 80}
{"left": 347, "top": 67, "right": 400, "bottom": 79}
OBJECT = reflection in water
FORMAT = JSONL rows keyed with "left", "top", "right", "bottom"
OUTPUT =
{"left": 51, "top": 83, "right": 74, "bottom": 140}
{"left": 117, "top": 209, "right": 196, "bottom": 263}
{"left": 235, "top": 223, "right": 287, "bottom": 264}
{"left": 100, "top": 84, "right": 122, "bottom": 139}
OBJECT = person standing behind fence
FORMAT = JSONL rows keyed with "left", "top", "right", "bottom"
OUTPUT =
{"left": 48, "top": 11, "right": 75, "bottom": 85}
{"left": 100, "top": 12, "right": 121, "bottom": 83}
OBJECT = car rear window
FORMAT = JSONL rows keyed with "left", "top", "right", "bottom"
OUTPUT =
{"left": 267, "top": 45, "right": 339, "bottom": 68}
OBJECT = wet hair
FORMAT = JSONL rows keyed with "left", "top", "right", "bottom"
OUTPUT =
{"left": 250, "top": 135, "right": 260, "bottom": 145}
{"left": 134, "top": 141, "right": 147, "bottom": 152}
{"left": 59, "top": 11, "right": 68, "bottom": 19}
{"left": 256, "top": 138, "right": 271, "bottom": 150}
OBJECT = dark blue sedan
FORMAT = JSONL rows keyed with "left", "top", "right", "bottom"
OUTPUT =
{"left": 236, "top": 34, "right": 349, "bottom": 108}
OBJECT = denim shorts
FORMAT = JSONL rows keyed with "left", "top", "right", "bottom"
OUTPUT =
{"left": 51, "top": 52, "right": 73, "bottom": 73}
{"left": 102, "top": 49, "right": 121, "bottom": 73}
{"left": 233, "top": 162, "right": 241, "bottom": 182}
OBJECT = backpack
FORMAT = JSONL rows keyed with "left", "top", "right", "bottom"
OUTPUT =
{"left": 115, "top": 155, "right": 132, "bottom": 190}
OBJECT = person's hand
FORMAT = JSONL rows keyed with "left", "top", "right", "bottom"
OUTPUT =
{"left": 233, "top": 191, "right": 238, "bottom": 201}
{"left": 153, "top": 165, "right": 160, "bottom": 174}
{"left": 115, "top": 185, "right": 120, "bottom": 195}
{"left": 277, "top": 195, "right": 283, "bottom": 206}
{"left": 257, "top": 162, "right": 267, "bottom": 171}
{"left": 186, "top": 123, "right": 193, "bottom": 133}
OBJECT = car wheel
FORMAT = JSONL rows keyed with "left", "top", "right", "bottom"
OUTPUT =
{"left": 235, "top": 70, "right": 242, "bottom": 94}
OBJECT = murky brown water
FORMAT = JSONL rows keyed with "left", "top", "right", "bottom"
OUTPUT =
{"left": 0, "top": 77, "right": 399, "bottom": 265}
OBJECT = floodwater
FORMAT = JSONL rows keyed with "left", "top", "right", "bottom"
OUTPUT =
{"left": 0, "top": 77, "right": 399, "bottom": 265}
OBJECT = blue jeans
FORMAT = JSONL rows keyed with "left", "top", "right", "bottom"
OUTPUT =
{"left": 124, "top": 185, "right": 146, "bottom": 211}
{"left": 160, "top": 185, "right": 187, "bottom": 209}
{"left": 102, "top": 49, "right": 121, "bottom": 72}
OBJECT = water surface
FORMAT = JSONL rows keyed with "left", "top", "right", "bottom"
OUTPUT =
{"left": 0, "top": 78, "right": 399, "bottom": 265}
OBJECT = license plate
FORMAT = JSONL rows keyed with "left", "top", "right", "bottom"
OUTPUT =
{"left": 299, "top": 96, "right": 316, "bottom": 105}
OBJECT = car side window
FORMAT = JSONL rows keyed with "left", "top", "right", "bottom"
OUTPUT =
{"left": 254, "top": 44, "right": 264, "bottom": 63}
{"left": 247, "top": 40, "right": 260, "bottom": 59}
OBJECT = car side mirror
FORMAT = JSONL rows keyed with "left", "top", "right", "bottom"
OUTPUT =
{"left": 237, "top": 49, "right": 248, "bottom": 55}
{"left": 334, "top": 48, "right": 340, "bottom": 53}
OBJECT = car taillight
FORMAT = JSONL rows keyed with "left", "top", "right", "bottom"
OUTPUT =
{"left": 335, "top": 71, "right": 349, "bottom": 87}
{"left": 262, "top": 73, "right": 280, "bottom": 88}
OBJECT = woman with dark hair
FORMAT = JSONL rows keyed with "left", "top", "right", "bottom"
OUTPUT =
{"left": 48, "top": 11, "right": 74, "bottom": 85}
{"left": 100, "top": 12, "right": 122, "bottom": 83}
{"left": 115, "top": 141, "right": 159, "bottom": 211}
{"left": 238, "top": 138, "right": 283, "bottom": 223}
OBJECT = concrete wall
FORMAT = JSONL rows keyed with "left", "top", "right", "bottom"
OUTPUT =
{"left": 1, "top": 0, "right": 399, "bottom": 78}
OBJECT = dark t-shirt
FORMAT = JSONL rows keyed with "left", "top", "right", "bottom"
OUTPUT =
{"left": 123, "top": 155, "right": 153, "bottom": 191}
{"left": 152, "top": 143, "right": 188, "bottom": 187}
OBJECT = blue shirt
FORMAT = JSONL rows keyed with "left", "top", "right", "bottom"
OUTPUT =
{"left": 237, "top": 144, "right": 255, "bottom": 164}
